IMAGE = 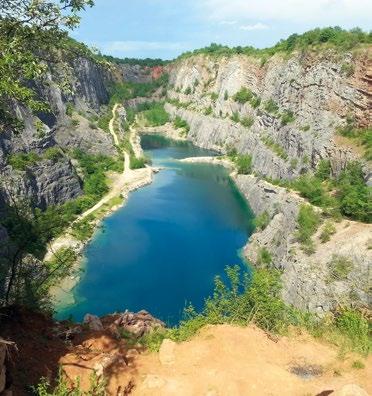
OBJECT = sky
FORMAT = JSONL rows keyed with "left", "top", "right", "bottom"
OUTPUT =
{"left": 71, "top": 0, "right": 372, "bottom": 60}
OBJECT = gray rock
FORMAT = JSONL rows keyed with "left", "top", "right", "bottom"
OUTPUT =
{"left": 114, "top": 310, "right": 165, "bottom": 338}
{"left": 83, "top": 314, "right": 104, "bottom": 331}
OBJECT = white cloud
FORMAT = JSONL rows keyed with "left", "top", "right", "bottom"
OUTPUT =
{"left": 240, "top": 23, "right": 269, "bottom": 31}
{"left": 199, "top": 0, "right": 372, "bottom": 24}
{"left": 102, "top": 41, "right": 186, "bottom": 53}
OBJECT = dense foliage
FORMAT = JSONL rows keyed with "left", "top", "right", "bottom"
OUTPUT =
{"left": 101, "top": 55, "right": 169, "bottom": 67}
{"left": 97, "top": 76, "right": 168, "bottom": 131}
{"left": 173, "top": 116, "right": 190, "bottom": 136}
{"left": 338, "top": 125, "right": 372, "bottom": 162}
{"left": 177, "top": 27, "right": 371, "bottom": 61}
{"left": 268, "top": 161, "right": 371, "bottom": 224}
{"left": 296, "top": 204, "right": 321, "bottom": 254}
{"left": 138, "top": 102, "right": 170, "bottom": 126}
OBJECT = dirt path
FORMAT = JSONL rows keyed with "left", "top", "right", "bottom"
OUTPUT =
{"left": 45, "top": 104, "right": 152, "bottom": 261}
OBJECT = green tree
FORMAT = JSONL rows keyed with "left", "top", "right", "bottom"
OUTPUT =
{"left": 0, "top": 0, "right": 94, "bottom": 128}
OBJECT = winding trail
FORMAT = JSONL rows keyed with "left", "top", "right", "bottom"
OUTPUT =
{"left": 45, "top": 104, "right": 152, "bottom": 261}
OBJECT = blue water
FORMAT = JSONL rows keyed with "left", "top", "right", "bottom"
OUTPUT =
{"left": 56, "top": 135, "right": 254, "bottom": 325}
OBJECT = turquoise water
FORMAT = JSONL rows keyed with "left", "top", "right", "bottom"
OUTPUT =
{"left": 56, "top": 135, "right": 254, "bottom": 325}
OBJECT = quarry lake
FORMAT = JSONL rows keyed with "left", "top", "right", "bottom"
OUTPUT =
{"left": 56, "top": 135, "right": 254, "bottom": 325}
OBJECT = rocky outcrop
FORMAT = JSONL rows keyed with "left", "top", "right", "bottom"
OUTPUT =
{"left": 1, "top": 157, "right": 82, "bottom": 210}
{"left": 113, "top": 310, "right": 165, "bottom": 338}
{"left": 71, "top": 58, "right": 112, "bottom": 111}
{"left": 234, "top": 174, "right": 371, "bottom": 313}
{"left": 119, "top": 64, "right": 153, "bottom": 84}
{"left": 54, "top": 115, "right": 116, "bottom": 156}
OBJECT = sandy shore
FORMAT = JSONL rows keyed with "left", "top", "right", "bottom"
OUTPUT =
{"left": 180, "top": 156, "right": 233, "bottom": 168}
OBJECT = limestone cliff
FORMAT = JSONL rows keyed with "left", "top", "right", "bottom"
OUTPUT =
{"left": 166, "top": 49, "right": 371, "bottom": 181}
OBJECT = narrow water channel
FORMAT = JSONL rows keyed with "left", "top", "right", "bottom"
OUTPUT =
{"left": 56, "top": 135, "right": 254, "bottom": 325}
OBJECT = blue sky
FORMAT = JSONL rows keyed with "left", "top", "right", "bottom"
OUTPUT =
{"left": 72, "top": 0, "right": 372, "bottom": 60}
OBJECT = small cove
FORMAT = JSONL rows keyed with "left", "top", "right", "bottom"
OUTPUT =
{"left": 56, "top": 135, "right": 255, "bottom": 325}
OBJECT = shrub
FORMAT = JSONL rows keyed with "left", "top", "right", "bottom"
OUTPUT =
{"left": 300, "top": 125, "right": 310, "bottom": 132}
{"left": 352, "top": 360, "right": 365, "bottom": 369}
{"left": 296, "top": 204, "right": 321, "bottom": 254}
{"left": 234, "top": 154, "right": 252, "bottom": 174}
{"left": 292, "top": 175, "right": 334, "bottom": 207}
{"left": 204, "top": 106, "right": 213, "bottom": 116}
{"left": 44, "top": 147, "right": 63, "bottom": 162}
{"left": 210, "top": 92, "right": 218, "bottom": 101}
{"left": 224, "top": 90, "right": 229, "bottom": 100}
{"left": 290, "top": 158, "right": 298, "bottom": 170}
{"left": 328, "top": 255, "right": 354, "bottom": 281}
{"left": 35, "top": 369, "right": 105, "bottom": 396}
{"left": 341, "top": 63, "right": 355, "bottom": 77}
{"left": 261, "top": 136, "right": 288, "bottom": 160}
{"left": 335, "top": 309, "right": 371, "bottom": 355}
{"left": 251, "top": 96, "right": 261, "bottom": 109}
{"left": 315, "top": 160, "right": 331, "bottom": 181}
{"left": 71, "top": 218, "right": 95, "bottom": 242}
{"left": 254, "top": 211, "right": 270, "bottom": 231}
{"left": 65, "top": 103, "right": 74, "bottom": 116}
{"left": 337, "top": 162, "right": 372, "bottom": 223}
{"left": 234, "top": 87, "right": 254, "bottom": 104}
{"left": 257, "top": 247, "right": 272, "bottom": 266}
{"left": 173, "top": 116, "right": 190, "bottom": 134}
{"left": 89, "top": 121, "right": 98, "bottom": 129}
{"left": 34, "top": 119, "right": 46, "bottom": 139}
{"left": 319, "top": 221, "right": 336, "bottom": 243}
{"left": 130, "top": 156, "right": 149, "bottom": 169}
{"left": 141, "top": 102, "right": 170, "bottom": 126}
{"left": 241, "top": 116, "right": 254, "bottom": 129}
{"left": 230, "top": 111, "right": 240, "bottom": 123}
{"left": 8, "top": 152, "right": 41, "bottom": 171}
{"left": 170, "top": 266, "right": 289, "bottom": 337}
{"left": 184, "top": 87, "right": 192, "bottom": 95}
{"left": 281, "top": 110, "right": 295, "bottom": 126}
{"left": 264, "top": 99, "right": 279, "bottom": 114}
{"left": 71, "top": 119, "right": 80, "bottom": 127}
{"left": 72, "top": 150, "right": 122, "bottom": 199}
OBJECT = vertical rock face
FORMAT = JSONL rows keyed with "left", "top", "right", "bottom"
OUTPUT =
{"left": 166, "top": 49, "right": 371, "bottom": 180}
{"left": 72, "top": 58, "right": 112, "bottom": 111}
{"left": 0, "top": 55, "right": 118, "bottom": 210}
{"left": 119, "top": 64, "right": 153, "bottom": 84}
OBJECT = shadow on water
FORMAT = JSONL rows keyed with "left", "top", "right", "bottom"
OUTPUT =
{"left": 56, "top": 134, "right": 255, "bottom": 326}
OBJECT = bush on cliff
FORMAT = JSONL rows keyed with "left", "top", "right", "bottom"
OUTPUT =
{"left": 143, "top": 265, "right": 371, "bottom": 356}
{"left": 296, "top": 204, "right": 321, "bottom": 254}
{"left": 139, "top": 102, "right": 170, "bottom": 126}
{"left": 234, "top": 154, "right": 253, "bottom": 174}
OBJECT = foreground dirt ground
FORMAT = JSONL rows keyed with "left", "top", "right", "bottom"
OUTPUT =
{"left": 1, "top": 307, "right": 370, "bottom": 396}
{"left": 131, "top": 325, "right": 371, "bottom": 396}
